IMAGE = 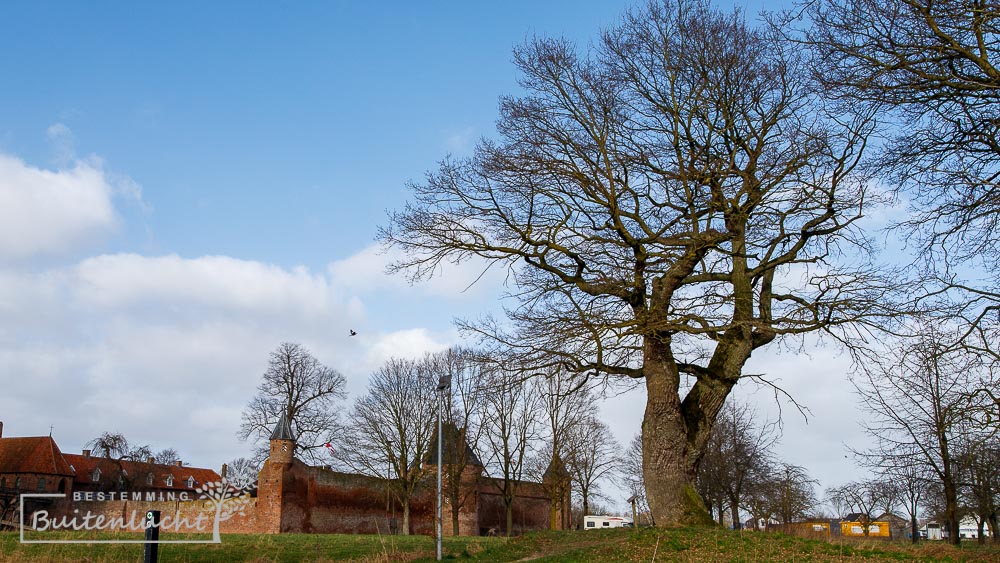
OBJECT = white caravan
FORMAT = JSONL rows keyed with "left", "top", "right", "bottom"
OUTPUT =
{"left": 583, "top": 515, "right": 634, "bottom": 530}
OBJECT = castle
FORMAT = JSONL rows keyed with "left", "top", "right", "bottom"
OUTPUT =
{"left": 0, "top": 418, "right": 571, "bottom": 536}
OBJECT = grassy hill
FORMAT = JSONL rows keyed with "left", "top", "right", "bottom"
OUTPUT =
{"left": 2, "top": 527, "right": 999, "bottom": 561}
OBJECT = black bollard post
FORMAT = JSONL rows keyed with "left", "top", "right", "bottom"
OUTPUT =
{"left": 143, "top": 510, "right": 160, "bottom": 563}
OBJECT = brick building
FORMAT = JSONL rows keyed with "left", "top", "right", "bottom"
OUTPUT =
{"left": 0, "top": 421, "right": 221, "bottom": 529}
{"left": 248, "top": 413, "right": 572, "bottom": 535}
{"left": 4, "top": 417, "right": 571, "bottom": 536}
{"left": 63, "top": 451, "right": 220, "bottom": 496}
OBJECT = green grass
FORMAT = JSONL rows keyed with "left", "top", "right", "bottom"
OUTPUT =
{"left": 2, "top": 528, "right": 999, "bottom": 562}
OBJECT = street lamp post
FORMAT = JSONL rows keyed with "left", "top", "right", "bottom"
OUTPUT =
{"left": 435, "top": 374, "right": 451, "bottom": 561}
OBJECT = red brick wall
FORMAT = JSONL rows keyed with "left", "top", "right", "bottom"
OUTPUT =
{"left": 476, "top": 479, "right": 552, "bottom": 535}
{"left": 23, "top": 456, "right": 562, "bottom": 537}
{"left": 0, "top": 472, "right": 72, "bottom": 495}
{"left": 279, "top": 460, "right": 429, "bottom": 535}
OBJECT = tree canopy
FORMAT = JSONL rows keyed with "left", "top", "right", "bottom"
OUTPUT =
{"left": 381, "top": 0, "right": 895, "bottom": 524}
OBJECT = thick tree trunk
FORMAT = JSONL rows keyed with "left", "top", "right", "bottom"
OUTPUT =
{"left": 977, "top": 519, "right": 985, "bottom": 545}
{"left": 642, "top": 389, "right": 708, "bottom": 526}
{"left": 641, "top": 344, "right": 721, "bottom": 527}
{"left": 401, "top": 501, "right": 410, "bottom": 536}
{"left": 451, "top": 503, "right": 460, "bottom": 536}
{"left": 910, "top": 515, "right": 918, "bottom": 544}
{"left": 640, "top": 324, "right": 747, "bottom": 529}
{"left": 988, "top": 514, "right": 998, "bottom": 544}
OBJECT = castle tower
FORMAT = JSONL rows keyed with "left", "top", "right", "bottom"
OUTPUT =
{"left": 424, "top": 422, "right": 484, "bottom": 536}
{"left": 257, "top": 410, "right": 297, "bottom": 534}
{"left": 268, "top": 411, "right": 296, "bottom": 464}
{"left": 543, "top": 453, "right": 572, "bottom": 530}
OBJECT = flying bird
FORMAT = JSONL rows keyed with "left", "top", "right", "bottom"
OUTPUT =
{"left": 350, "top": 330, "right": 357, "bottom": 336}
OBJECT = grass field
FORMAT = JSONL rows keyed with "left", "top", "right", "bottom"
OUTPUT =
{"left": 2, "top": 528, "right": 999, "bottom": 562}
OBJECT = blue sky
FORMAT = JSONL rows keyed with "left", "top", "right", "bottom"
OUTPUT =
{"left": 2, "top": 1, "right": 647, "bottom": 268}
{"left": 1, "top": 0, "right": 868, "bottom": 511}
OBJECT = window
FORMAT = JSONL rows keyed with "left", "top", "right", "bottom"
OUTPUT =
{"left": 165, "top": 475, "right": 174, "bottom": 487}
{"left": 15, "top": 477, "right": 21, "bottom": 489}
{"left": 602, "top": 522, "right": 610, "bottom": 527}
{"left": 185, "top": 477, "right": 195, "bottom": 488}
{"left": 146, "top": 473, "right": 154, "bottom": 486}
{"left": 91, "top": 468, "right": 101, "bottom": 482}
{"left": 37, "top": 478, "right": 46, "bottom": 491}
{"left": 586, "top": 521, "right": 595, "bottom": 528}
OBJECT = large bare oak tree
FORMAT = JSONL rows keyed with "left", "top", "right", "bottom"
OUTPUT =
{"left": 380, "top": 0, "right": 891, "bottom": 525}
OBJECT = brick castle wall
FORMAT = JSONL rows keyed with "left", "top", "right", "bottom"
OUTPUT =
{"left": 476, "top": 480, "right": 553, "bottom": 536}
{"left": 26, "top": 452, "right": 567, "bottom": 536}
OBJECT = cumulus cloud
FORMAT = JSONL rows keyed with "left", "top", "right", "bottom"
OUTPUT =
{"left": 0, "top": 154, "right": 118, "bottom": 260}
{"left": 74, "top": 254, "right": 350, "bottom": 319}
{"left": 0, "top": 246, "right": 465, "bottom": 467}
{"left": 328, "top": 243, "right": 510, "bottom": 299}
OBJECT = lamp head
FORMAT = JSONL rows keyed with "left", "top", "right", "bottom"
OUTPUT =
{"left": 436, "top": 375, "right": 452, "bottom": 391}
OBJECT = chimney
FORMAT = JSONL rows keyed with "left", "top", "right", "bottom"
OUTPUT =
{"left": 221, "top": 463, "right": 228, "bottom": 479}
{"left": 0, "top": 421, "right": 4, "bottom": 438}
{"left": 147, "top": 457, "right": 155, "bottom": 465}
{"left": 174, "top": 460, "right": 183, "bottom": 467}
{"left": 82, "top": 449, "right": 91, "bottom": 458}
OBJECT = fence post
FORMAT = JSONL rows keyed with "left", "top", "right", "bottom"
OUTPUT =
{"left": 143, "top": 509, "right": 160, "bottom": 563}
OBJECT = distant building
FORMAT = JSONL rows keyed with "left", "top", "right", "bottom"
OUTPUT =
{"left": 783, "top": 519, "right": 834, "bottom": 538}
{"left": 0, "top": 421, "right": 220, "bottom": 529}
{"left": 918, "top": 517, "right": 992, "bottom": 541}
{"left": 839, "top": 513, "right": 892, "bottom": 538}
{"left": 63, "top": 451, "right": 220, "bottom": 495}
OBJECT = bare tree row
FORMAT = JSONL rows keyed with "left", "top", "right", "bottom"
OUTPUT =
{"left": 238, "top": 342, "right": 622, "bottom": 536}
{"left": 844, "top": 326, "right": 998, "bottom": 544}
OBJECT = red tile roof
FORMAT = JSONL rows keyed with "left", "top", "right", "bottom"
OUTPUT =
{"left": 63, "top": 454, "right": 221, "bottom": 492}
{"left": 0, "top": 437, "right": 74, "bottom": 476}
{"left": 0, "top": 434, "right": 221, "bottom": 493}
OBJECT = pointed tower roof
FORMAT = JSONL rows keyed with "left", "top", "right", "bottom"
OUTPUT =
{"left": 424, "top": 422, "right": 483, "bottom": 467}
{"left": 543, "top": 452, "right": 570, "bottom": 481}
{"left": 269, "top": 411, "right": 296, "bottom": 441}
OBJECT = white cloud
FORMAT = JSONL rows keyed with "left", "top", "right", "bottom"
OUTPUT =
{"left": 0, "top": 154, "right": 118, "bottom": 260}
{"left": 362, "top": 327, "right": 451, "bottom": 366}
{"left": 0, "top": 244, "right": 474, "bottom": 468}
{"left": 74, "top": 253, "right": 350, "bottom": 319}
{"left": 328, "top": 243, "right": 510, "bottom": 299}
